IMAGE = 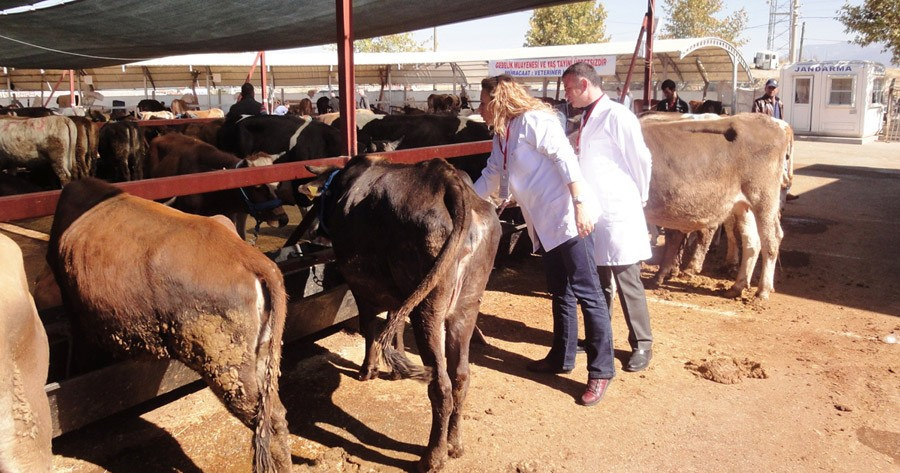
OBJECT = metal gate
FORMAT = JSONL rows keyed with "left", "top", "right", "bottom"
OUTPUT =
{"left": 882, "top": 78, "right": 900, "bottom": 142}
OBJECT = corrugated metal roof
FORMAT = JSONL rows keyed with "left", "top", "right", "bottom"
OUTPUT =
{"left": 1, "top": 37, "right": 754, "bottom": 93}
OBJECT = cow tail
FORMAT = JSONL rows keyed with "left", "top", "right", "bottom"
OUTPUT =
{"left": 253, "top": 269, "right": 288, "bottom": 473}
{"left": 64, "top": 119, "right": 78, "bottom": 184}
{"left": 378, "top": 171, "right": 469, "bottom": 382}
{"left": 785, "top": 128, "right": 795, "bottom": 188}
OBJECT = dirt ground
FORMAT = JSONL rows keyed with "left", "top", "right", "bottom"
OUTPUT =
{"left": 4, "top": 138, "right": 898, "bottom": 472}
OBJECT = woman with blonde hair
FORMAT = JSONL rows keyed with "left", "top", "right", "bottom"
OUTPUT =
{"left": 472, "top": 74, "right": 616, "bottom": 406}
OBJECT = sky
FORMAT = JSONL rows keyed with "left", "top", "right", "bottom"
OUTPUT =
{"left": 392, "top": 0, "right": 893, "bottom": 65}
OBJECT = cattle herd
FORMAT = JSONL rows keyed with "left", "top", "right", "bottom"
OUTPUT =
{"left": 0, "top": 94, "right": 793, "bottom": 472}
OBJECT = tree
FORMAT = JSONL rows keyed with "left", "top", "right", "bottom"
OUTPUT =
{"left": 524, "top": 1, "right": 609, "bottom": 47}
{"left": 660, "top": 0, "right": 748, "bottom": 47}
{"left": 838, "top": 0, "right": 900, "bottom": 65}
{"left": 354, "top": 33, "right": 428, "bottom": 53}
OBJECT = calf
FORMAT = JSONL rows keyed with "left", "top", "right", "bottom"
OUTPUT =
{"left": 303, "top": 155, "right": 501, "bottom": 472}
{"left": 0, "top": 234, "right": 52, "bottom": 473}
{"left": 641, "top": 113, "right": 793, "bottom": 299}
{"left": 46, "top": 178, "right": 292, "bottom": 473}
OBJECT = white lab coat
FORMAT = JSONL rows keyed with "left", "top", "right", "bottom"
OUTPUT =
{"left": 474, "top": 110, "right": 598, "bottom": 253}
{"left": 578, "top": 95, "right": 653, "bottom": 266}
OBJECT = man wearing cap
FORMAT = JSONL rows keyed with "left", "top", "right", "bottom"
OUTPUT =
{"left": 753, "top": 79, "right": 797, "bottom": 201}
{"left": 655, "top": 79, "right": 689, "bottom": 113}
{"left": 753, "top": 79, "right": 784, "bottom": 118}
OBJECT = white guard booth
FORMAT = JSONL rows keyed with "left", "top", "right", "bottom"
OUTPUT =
{"left": 779, "top": 60, "right": 887, "bottom": 141}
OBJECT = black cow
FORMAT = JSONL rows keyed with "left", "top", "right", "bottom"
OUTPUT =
{"left": 302, "top": 155, "right": 501, "bottom": 472}
{"left": 136, "top": 99, "right": 166, "bottom": 112}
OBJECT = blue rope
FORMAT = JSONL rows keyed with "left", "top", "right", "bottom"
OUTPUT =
{"left": 317, "top": 169, "right": 341, "bottom": 238}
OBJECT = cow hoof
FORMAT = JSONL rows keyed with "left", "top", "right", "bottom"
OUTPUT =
{"left": 358, "top": 367, "right": 378, "bottom": 381}
{"left": 417, "top": 456, "right": 446, "bottom": 473}
{"left": 448, "top": 444, "right": 465, "bottom": 459}
{"left": 388, "top": 370, "right": 403, "bottom": 381}
{"left": 724, "top": 286, "right": 745, "bottom": 299}
{"left": 755, "top": 289, "right": 771, "bottom": 300}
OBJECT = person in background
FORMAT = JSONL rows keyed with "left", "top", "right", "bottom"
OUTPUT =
{"left": 316, "top": 96, "right": 331, "bottom": 115}
{"left": 655, "top": 79, "right": 689, "bottom": 113}
{"left": 273, "top": 104, "right": 289, "bottom": 116}
{"left": 562, "top": 62, "right": 655, "bottom": 373}
{"left": 473, "top": 74, "right": 615, "bottom": 407}
{"left": 753, "top": 78, "right": 797, "bottom": 202}
{"left": 226, "top": 82, "right": 265, "bottom": 120}
{"left": 297, "top": 98, "right": 314, "bottom": 117}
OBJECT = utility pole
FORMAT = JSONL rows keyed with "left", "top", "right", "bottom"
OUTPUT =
{"left": 798, "top": 22, "right": 806, "bottom": 62}
{"left": 433, "top": 26, "right": 438, "bottom": 52}
{"left": 788, "top": 0, "right": 800, "bottom": 63}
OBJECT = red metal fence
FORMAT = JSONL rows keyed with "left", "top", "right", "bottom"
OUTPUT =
{"left": 0, "top": 139, "right": 492, "bottom": 222}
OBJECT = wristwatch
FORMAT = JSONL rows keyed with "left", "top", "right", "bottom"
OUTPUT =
{"left": 572, "top": 195, "right": 585, "bottom": 205}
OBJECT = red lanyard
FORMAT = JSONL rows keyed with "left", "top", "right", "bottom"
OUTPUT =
{"left": 576, "top": 94, "right": 603, "bottom": 153}
{"left": 499, "top": 123, "right": 512, "bottom": 170}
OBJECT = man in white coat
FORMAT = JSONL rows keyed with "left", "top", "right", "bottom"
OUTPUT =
{"left": 562, "top": 62, "right": 655, "bottom": 372}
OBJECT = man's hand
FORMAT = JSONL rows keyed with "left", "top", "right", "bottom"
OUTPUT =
{"left": 574, "top": 203, "right": 594, "bottom": 238}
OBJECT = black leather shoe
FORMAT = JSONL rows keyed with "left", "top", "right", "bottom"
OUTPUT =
{"left": 526, "top": 358, "right": 573, "bottom": 374}
{"left": 575, "top": 340, "right": 585, "bottom": 354}
{"left": 624, "top": 349, "right": 652, "bottom": 372}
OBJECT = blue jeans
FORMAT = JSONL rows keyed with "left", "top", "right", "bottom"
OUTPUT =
{"left": 542, "top": 235, "right": 616, "bottom": 380}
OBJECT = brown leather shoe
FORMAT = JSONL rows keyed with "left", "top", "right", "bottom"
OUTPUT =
{"left": 526, "top": 358, "right": 573, "bottom": 374}
{"left": 579, "top": 378, "right": 611, "bottom": 406}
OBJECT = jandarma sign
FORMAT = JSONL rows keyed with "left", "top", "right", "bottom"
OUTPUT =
{"left": 793, "top": 64, "right": 854, "bottom": 72}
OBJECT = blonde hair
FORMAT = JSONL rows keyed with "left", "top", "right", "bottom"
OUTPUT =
{"left": 481, "top": 75, "right": 553, "bottom": 138}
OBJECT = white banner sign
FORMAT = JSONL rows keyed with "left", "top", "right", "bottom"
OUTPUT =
{"left": 488, "top": 56, "right": 616, "bottom": 78}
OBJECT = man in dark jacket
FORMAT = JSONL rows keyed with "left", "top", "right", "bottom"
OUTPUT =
{"left": 753, "top": 78, "right": 796, "bottom": 201}
{"left": 226, "top": 83, "right": 265, "bottom": 120}
{"left": 654, "top": 79, "right": 689, "bottom": 113}
{"left": 752, "top": 78, "right": 784, "bottom": 119}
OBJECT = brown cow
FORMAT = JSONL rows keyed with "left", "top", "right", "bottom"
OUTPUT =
{"left": 302, "top": 155, "right": 501, "bottom": 472}
{"left": 0, "top": 233, "right": 52, "bottom": 472}
{"left": 46, "top": 178, "right": 292, "bottom": 473}
{"left": 97, "top": 120, "right": 146, "bottom": 181}
{"left": 641, "top": 113, "right": 793, "bottom": 299}
{"left": 148, "top": 133, "right": 289, "bottom": 240}
{"left": 0, "top": 115, "right": 76, "bottom": 186}
{"left": 68, "top": 116, "right": 101, "bottom": 179}
{"left": 169, "top": 98, "right": 189, "bottom": 116}
{"left": 183, "top": 118, "right": 224, "bottom": 146}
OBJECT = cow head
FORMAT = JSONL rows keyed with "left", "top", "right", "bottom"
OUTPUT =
{"left": 234, "top": 158, "right": 289, "bottom": 231}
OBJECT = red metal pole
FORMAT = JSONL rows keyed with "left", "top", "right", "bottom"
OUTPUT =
{"left": 42, "top": 71, "right": 67, "bottom": 108}
{"left": 643, "top": 0, "right": 655, "bottom": 111}
{"left": 336, "top": 0, "right": 357, "bottom": 156}
{"left": 620, "top": 16, "right": 647, "bottom": 106}
{"left": 244, "top": 51, "right": 261, "bottom": 84}
{"left": 260, "top": 51, "right": 269, "bottom": 114}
